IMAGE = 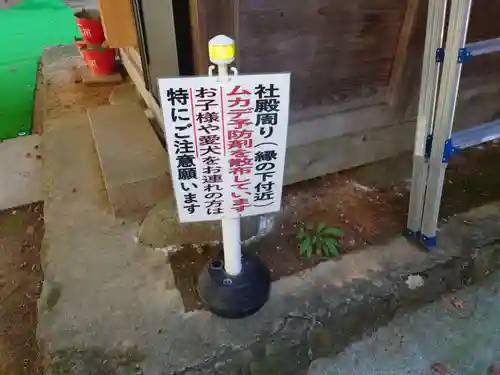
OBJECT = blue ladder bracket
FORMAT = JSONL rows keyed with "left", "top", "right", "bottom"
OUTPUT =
{"left": 458, "top": 47, "right": 472, "bottom": 63}
{"left": 404, "top": 228, "right": 421, "bottom": 240}
{"left": 442, "top": 138, "right": 459, "bottom": 163}
{"left": 421, "top": 235, "right": 437, "bottom": 248}
{"left": 406, "top": 230, "right": 437, "bottom": 250}
{"left": 436, "top": 48, "right": 445, "bottom": 63}
{"left": 425, "top": 134, "right": 433, "bottom": 158}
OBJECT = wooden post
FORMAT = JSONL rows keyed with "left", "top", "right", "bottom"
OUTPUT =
{"left": 189, "top": 0, "right": 239, "bottom": 75}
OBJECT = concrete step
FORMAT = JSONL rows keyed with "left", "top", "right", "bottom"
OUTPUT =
{"left": 109, "top": 83, "right": 141, "bottom": 105}
{"left": 42, "top": 112, "right": 108, "bottom": 210}
{"left": 87, "top": 103, "right": 171, "bottom": 218}
{"left": 0, "top": 135, "right": 43, "bottom": 211}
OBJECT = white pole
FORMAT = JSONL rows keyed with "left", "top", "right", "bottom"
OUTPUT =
{"left": 222, "top": 217, "right": 242, "bottom": 276}
{"left": 210, "top": 37, "right": 242, "bottom": 276}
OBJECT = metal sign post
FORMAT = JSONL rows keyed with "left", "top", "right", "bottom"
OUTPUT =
{"left": 158, "top": 35, "right": 291, "bottom": 318}
{"left": 208, "top": 35, "right": 243, "bottom": 277}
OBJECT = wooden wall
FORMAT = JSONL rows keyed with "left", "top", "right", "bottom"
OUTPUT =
{"left": 189, "top": 0, "right": 500, "bottom": 184}
{"left": 239, "top": 0, "right": 407, "bottom": 115}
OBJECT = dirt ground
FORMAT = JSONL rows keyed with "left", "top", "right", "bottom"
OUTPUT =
{"left": 41, "top": 55, "right": 120, "bottom": 123}
{"left": 170, "top": 141, "right": 500, "bottom": 311}
{"left": 0, "top": 203, "right": 44, "bottom": 375}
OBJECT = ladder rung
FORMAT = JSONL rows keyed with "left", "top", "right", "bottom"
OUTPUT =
{"left": 452, "top": 118, "right": 500, "bottom": 150}
{"left": 466, "top": 37, "right": 500, "bottom": 56}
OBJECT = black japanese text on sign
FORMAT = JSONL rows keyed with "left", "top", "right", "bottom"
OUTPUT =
{"left": 165, "top": 87, "right": 201, "bottom": 217}
{"left": 159, "top": 74, "right": 290, "bottom": 223}
{"left": 191, "top": 86, "right": 225, "bottom": 217}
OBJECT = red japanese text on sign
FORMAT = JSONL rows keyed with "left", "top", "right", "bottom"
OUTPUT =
{"left": 226, "top": 85, "right": 253, "bottom": 213}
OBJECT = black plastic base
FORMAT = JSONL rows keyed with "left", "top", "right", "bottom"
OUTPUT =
{"left": 197, "top": 251, "right": 271, "bottom": 319}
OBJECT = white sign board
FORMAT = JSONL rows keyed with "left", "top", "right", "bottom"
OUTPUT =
{"left": 158, "top": 73, "right": 291, "bottom": 223}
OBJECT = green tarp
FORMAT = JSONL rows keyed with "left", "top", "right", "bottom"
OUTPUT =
{"left": 0, "top": 0, "right": 80, "bottom": 140}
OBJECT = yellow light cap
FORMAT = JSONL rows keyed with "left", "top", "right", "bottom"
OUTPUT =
{"left": 208, "top": 35, "right": 235, "bottom": 65}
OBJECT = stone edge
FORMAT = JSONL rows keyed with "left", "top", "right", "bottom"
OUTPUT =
{"left": 177, "top": 205, "right": 500, "bottom": 375}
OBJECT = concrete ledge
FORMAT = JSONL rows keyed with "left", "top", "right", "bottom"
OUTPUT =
{"left": 78, "top": 66, "right": 124, "bottom": 85}
{"left": 40, "top": 201, "right": 500, "bottom": 375}
{"left": 172, "top": 202, "right": 500, "bottom": 375}
{"left": 87, "top": 103, "right": 171, "bottom": 218}
{"left": 0, "top": 135, "right": 43, "bottom": 211}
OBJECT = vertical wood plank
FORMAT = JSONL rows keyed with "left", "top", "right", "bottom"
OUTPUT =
{"left": 189, "top": 0, "right": 238, "bottom": 74}
{"left": 188, "top": 0, "right": 202, "bottom": 74}
{"left": 238, "top": 0, "right": 407, "bottom": 113}
{"left": 385, "top": 0, "right": 421, "bottom": 107}
{"left": 401, "top": 0, "right": 428, "bottom": 119}
{"left": 98, "top": 0, "right": 138, "bottom": 48}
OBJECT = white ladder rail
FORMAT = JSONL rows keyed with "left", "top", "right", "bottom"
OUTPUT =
{"left": 419, "top": 0, "right": 473, "bottom": 246}
{"left": 406, "top": 0, "right": 448, "bottom": 238}
{"left": 406, "top": 0, "right": 500, "bottom": 248}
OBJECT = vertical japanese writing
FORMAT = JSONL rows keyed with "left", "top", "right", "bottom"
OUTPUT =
{"left": 165, "top": 87, "right": 200, "bottom": 216}
{"left": 191, "top": 86, "right": 224, "bottom": 217}
{"left": 253, "top": 83, "right": 281, "bottom": 208}
{"left": 159, "top": 73, "right": 289, "bottom": 222}
{"left": 255, "top": 83, "right": 280, "bottom": 139}
{"left": 226, "top": 85, "right": 254, "bottom": 213}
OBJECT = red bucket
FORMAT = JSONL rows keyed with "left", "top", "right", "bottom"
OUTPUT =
{"left": 81, "top": 47, "right": 117, "bottom": 76}
{"left": 75, "top": 10, "right": 105, "bottom": 45}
